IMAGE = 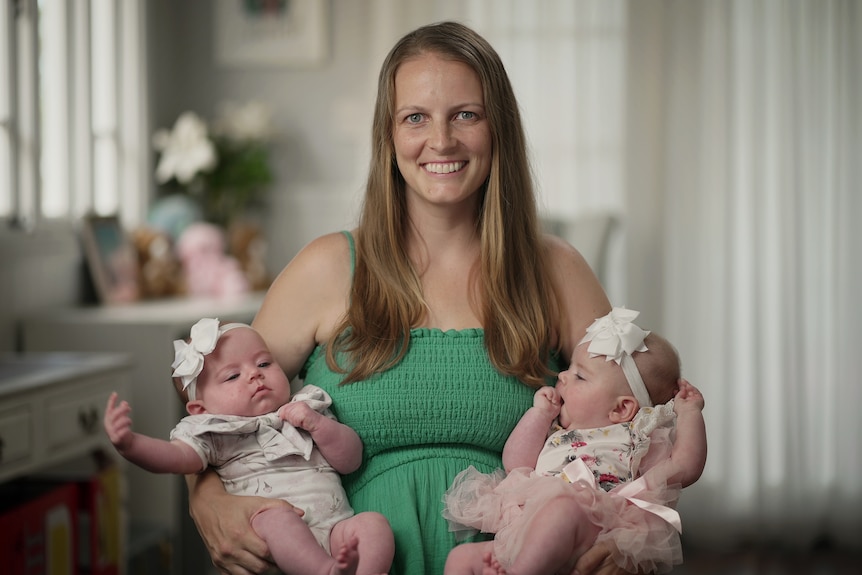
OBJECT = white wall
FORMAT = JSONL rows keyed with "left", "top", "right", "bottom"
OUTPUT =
{"left": 151, "top": 0, "right": 378, "bottom": 273}
{"left": 0, "top": 224, "right": 89, "bottom": 352}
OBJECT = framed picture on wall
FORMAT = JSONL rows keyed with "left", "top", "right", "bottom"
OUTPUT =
{"left": 81, "top": 214, "right": 139, "bottom": 304}
{"left": 215, "top": 0, "right": 329, "bottom": 68}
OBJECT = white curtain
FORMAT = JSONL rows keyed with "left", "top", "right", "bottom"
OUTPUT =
{"left": 369, "top": 0, "right": 627, "bottom": 217}
{"left": 649, "top": 0, "right": 862, "bottom": 550}
{"left": 371, "top": 0, "right": 862, "bottom": 551}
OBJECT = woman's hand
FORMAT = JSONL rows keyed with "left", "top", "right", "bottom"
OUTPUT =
{"left": 572, "top": 541, "right": 641, "bottom": 575}
{"left": 188, "top": 471, "right": 302, "bottom": 574}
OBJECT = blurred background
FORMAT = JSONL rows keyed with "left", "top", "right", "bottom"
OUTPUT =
{"left": 1, "top": 0, "right": 859, "bottom": 573}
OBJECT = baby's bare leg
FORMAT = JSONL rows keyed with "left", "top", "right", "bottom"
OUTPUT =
{"left": 252, "top": 507, "right": 355, "bottom": 575}
{"left": 506, "top": 496, "right": 601, "bottom": 575}
{"left": 329, "top": 512, "right": 394, "bottom": 575}
{"left": 444, "top": 541, "right": 497, "bottom": 575}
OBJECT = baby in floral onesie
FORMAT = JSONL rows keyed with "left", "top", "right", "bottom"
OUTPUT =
{"left": 442, "top": 308, "right": 707, "bottom": 575}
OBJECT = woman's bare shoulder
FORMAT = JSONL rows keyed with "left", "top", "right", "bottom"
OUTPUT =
{"left": 252, "top": 231, "right": 353, "bottom": 373}
{"left": 287, "top": 231, "right": 353, "bottom": 277}
{"left": 541, "top": 233, "right": 596, "bottom": 277}
{"left": 264, "top": 231, "right": 353, "bottom": 307}
{"left": 541, "top": 233, "right": 611, "bottom": 358}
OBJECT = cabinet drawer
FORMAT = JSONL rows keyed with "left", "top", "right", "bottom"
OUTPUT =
{"left": 45, "top": 379, "right": 112, "bottom": 452}
{"left": 0, "top": 403, "right": 33, "bottom": 470}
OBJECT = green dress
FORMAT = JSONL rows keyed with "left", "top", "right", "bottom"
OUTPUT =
{"left": 299, "top": 232, "right": 559, "bottom": 574}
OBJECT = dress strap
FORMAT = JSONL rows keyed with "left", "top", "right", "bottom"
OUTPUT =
{"left": 340, "top": 230, "right": 356, "bottom": 276}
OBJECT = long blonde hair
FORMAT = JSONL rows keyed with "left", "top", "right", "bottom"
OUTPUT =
{"left": 327, "top": 21, "right": 558, "bottom": 387}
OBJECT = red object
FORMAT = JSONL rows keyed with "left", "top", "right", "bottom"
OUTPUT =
{"left": 0, "top": 480, "right": 79, "bottom": 575}
{"left": 74, "top": 464, "right": 122, "bottom": 575}
{"left": 32, "top": 456, "right": 123, "bottom": 575}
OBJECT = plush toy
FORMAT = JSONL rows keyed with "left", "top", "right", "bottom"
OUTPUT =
{"left": 228, "top": 221, "right": 271, "bottom": 291}
{"left": 132, "top": 226, "right": 183, "bottom": 299}
{"left": 175, "top": 222, "right": 249, "bottom": 299}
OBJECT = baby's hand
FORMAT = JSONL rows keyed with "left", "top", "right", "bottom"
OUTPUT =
{"left": 674, "top": 379, "right": 705, "bottom": 413}
{"left": 278, "top": 402, "right": 323, "bottom": 432}
{"left": 104, "top": 392, "right": 134, "bottom": 450}
{"left": 533, "top": 386, "right": 561, "bottom": 418}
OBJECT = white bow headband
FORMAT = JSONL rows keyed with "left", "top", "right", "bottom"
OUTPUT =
{"left": 171, "top": 318, "right": 249, "bottom": 401}
{"left": 579, "top": 307, "right": 653, "bottom": 408}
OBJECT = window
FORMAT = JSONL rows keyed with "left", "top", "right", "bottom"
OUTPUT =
{"left": 0, "top": 1, "right": 11, "bottom": 216}
{"left": 0, "top": 0, "right": 147, "bottom": 230}
{"left": 469, "top": 0, "right": 628, "bottom": 219}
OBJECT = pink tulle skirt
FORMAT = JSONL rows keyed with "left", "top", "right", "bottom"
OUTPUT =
{"left": 442, "top": 464, "right": 683, "bottom": 573}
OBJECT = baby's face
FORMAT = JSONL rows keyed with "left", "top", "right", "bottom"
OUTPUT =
{"left": 555, "top": 343, "right": 629, "bottom": 429}
{"left": 194, "top": 327, "right": 291, "bottom": 416}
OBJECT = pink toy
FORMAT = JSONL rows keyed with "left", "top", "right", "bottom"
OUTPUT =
{"left": 175, "top": 222, "right": 249, "bottom": 299}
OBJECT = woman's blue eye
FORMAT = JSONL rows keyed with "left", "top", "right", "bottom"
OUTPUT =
{"left": 457, "top": 111, "right": 475, "bottom": 120}
{"left": 406, "top": 113, "right": 423, "bottom": 123}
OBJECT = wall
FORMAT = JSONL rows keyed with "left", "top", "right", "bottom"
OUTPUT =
{"left": 623, "top": 0, "right": 668, "bottom": 329}
{"left": 0, "top": 223, "right": 90, "bottom": 352}
{"left": 0, "top": 1, "right": 380, "bottom": 354}
{"left": 151, "top": 0, "right": 379, "bottom": 275}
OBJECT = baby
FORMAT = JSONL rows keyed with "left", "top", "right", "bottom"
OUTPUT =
{"left": 443, "top": 308, "right": 707, "bottom": 574}
{"left": 104, "top": 317, "right": 394, "bottom": 575}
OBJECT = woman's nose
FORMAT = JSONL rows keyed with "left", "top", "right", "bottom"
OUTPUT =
{"left": 429, "top": 121, "right": 455, "bottom": 150}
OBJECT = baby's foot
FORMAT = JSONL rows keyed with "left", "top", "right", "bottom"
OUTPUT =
{"left": 482, "top": 551, "right": 506, "bottom": 575}
{"left": 331, "top": 536, "right": 359, "bottom": 575}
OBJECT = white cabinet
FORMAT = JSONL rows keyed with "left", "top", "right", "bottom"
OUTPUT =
{"left": 20, "top": 293, "right": 264, "bottom": 574}
{"left": 0, "top": 352, "right": 131, "bottom": 574}
{"left": 0, "top": 352, "right": 130, "bottom": 482}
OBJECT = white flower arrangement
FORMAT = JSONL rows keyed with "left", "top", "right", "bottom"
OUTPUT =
{"left": 153, "top": 112, "right": 217, "bottom": 186}
{"left": 153, "top": 101, "right": 275, "bottom": 226}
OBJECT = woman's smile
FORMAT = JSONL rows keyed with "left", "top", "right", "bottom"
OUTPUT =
{"left": 423, "top": 161, "right": 467, "bottom": 174}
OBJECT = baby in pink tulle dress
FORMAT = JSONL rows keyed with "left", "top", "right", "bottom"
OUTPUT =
{"left": 442, "top": 308, "right": 707, "bottom": 575}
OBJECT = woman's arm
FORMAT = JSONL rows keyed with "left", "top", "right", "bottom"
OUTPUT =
{"left": 252, "top": 232, "right": 353, "bottom": 378}
{"left": 574, "top": 545, "right": 641, "bottom": 575}
{"left": 543, "top": 235, "right": 612, "bottom": 362}
{"left": 188, "top": 234, "right": 350, "bottom": 574}
{"left": 187, "top": 470, "right": 300, "bottom": 575}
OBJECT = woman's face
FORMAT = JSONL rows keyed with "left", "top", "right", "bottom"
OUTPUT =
{"left": 392, "top": 53, "right": 492, "bottom": 211}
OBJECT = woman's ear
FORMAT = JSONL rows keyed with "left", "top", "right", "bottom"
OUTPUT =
{"left": 186, "top": 400, "right": 207, "bottom": 415}
{"left": 609, "top": 396, "right": 639, "bottom": 423}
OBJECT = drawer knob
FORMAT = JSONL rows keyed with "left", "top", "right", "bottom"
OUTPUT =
{"left": 78, "top": 406, "right": 99, "bottom": 434}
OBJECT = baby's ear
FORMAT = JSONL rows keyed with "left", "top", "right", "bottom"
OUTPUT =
{"left": 186, "top": 400, "right": 207, "bottom": 415}
{"left": 609, "top": 396, "right": 639, "bottom": 423}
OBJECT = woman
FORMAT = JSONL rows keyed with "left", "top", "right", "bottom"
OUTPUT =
{"left": 188, "top": 21, "right": 616, "bottom": 574}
